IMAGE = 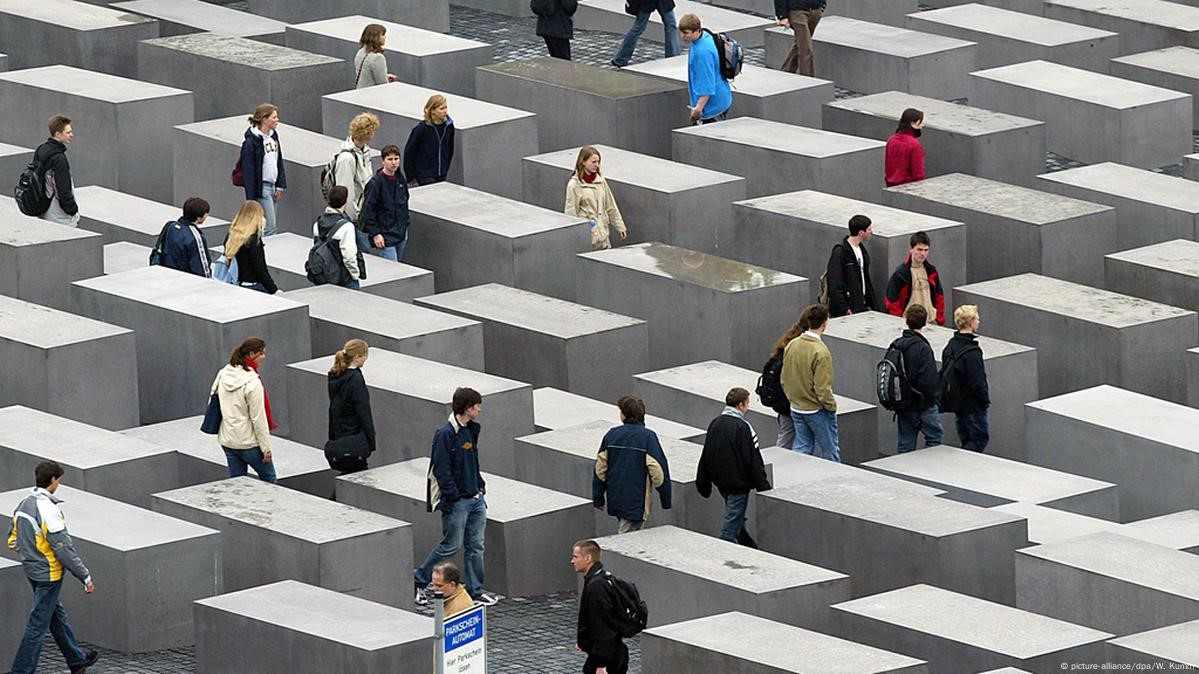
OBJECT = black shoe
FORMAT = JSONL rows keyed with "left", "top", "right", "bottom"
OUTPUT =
{"left": 70, "top": 650, "right": 98, "bottom": 673}
{"left": 609, "top": 59, "right": 624, "bottom": 69}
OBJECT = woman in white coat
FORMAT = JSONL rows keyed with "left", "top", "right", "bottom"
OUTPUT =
{"left": 565, "top": 146, "right": 628, "bottom": 251}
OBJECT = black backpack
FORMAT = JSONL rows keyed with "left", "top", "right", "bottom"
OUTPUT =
{"left": 14, "top": 158, "right": 51, "bottom": 217}
{"left": 704, "top": 28, "right": 744, "bottom": 81}
{"left": 148, "top": 221, "right": 173, "bottom": 266}
{"left": 755, "top": 353, "right": 787, "bottom": 413}
{"left": 319, "top": 149, "right": 353, "bottom": 201}
{"left": 877, "top": 337, "right": 918, "bottom": 412}
{"left": 604, "top": 572, "right": 648, "bottom": 638}
{"left": 938, "top": 344, "right": 981, "bottom": 414}
{"left": 305, "top": 226, "right": 351, "bottom": 286}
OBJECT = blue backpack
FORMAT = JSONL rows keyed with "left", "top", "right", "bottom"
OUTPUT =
{"left": 704, "top": 29, "right": 743, "bottom": 81}
{"left": 212, "top": 254, "right": 239, "bottom": 284}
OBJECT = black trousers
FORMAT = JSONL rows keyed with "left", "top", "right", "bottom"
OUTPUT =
{"left": 583, "top": 641, "right": 629, "bottom": 674}
{"left": 544, "top": 36, "right": 572, "bottom": 60}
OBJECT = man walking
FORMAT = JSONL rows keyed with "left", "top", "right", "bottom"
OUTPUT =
{"left": 941, "top": 305, "right": 990, "bottom": 452}
{"left": 158, "top": 197, "right": 213, "bottom": 277}
{"left": 34, "top": 115, "right": 80, "bottom": 227}
{"left": 415, "top": 387, "right": 498, "bottom": 607}
{"left": 572, "top": 540, "right": 628, "bottom": 674}
{"left": 885, "top": 230, "right": 946, "bottom": 326}
{"left": 679, "top": 14, "right": 733, "bottom": 125}
{"left": 6, "top": 461, "right": 99, "bottom": 674}
{"left": 893, "top": 304, "right": 943, "bottom": 453}
{"left": 776, "top": 0, "right": 825, "bottom": 77}
{"left": 360, "top": 144, "right": 410, "bottom": 262}
{"left": 594, "top": 396, "right": 671, "bottom": 533}
{"left": 533, "top": 0, "right": 578, "bottom": 60}
{"left": 825, "top": 214, "right": 878, "bottom": 317}
{"left": 610, "top": 0, "right": 680, "bottom": 69}
{"left": 696, "top": 388, "right": 772, "bottom": 547}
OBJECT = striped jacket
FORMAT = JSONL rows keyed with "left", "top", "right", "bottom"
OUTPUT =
{"left": 6, "top": 488, "right": 90, "bottom": 584}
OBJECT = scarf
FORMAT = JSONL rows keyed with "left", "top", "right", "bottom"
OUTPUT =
{"left": 581, "top": 171, "right": 598, "bottom": 184}
{"left": 245, "top": 359, "right": 277, "bottom": 430}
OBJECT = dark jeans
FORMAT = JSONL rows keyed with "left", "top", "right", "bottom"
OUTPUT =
{"left": 956, "top": 409, "right": 990, "bottom": 452}
{"left": 697, "top": 111, "right": 728, "bottom": 125}
{"left": 584, "top": 640, "right": 629, "bottom": 674}
{"left": 719, "top": 492, "right": 757, "bottom": 548}
{"left": 544, "top": 36, "right": 571, "bottom": 60}
{"left": 222, "top": 446, "right": 277, "bottom": 483}
{"left": 11, "top": 579, "right": 88, "bottom": 674}
{"left": 896, "top": 404, "right": 943, "bottom": 453}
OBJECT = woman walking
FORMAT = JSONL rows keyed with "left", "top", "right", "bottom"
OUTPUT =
{"left": 354, "top": 23, "right": 395, "bottom": 88}
{"left": 403, "top": 95, "right": 455, "bottom": 187}
{"left": 211, "top": 337, "right": 277, "bottom": 483}
{"left": 326, "top": 339, "right": 376, "bottom": 474}
{"left": 224, "top": 201, "right": 279, "bottom": 294}
{"left": 240, "top": 103, "right": 286, "bottom": 236}
{"left": 766, "top": 320, "right": 805, "bottom": 450}
{"left": 565, "top": 146, "right": 627, "bottom": 251}
{"left": 884, "top": 108, "right": 926, "bottom": 187}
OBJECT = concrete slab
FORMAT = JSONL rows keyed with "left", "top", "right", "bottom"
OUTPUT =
{"left": 1107, "top": 620, "right": 1199, "bottom": 667}
{"left": 1192, "top": 347, "right": 1199, "bottom": 408}
{"left": 0, "top": 557, "right": 22, "bottom": 667}
{"left": 762, "top": 446, "right": 945, "bottom": 495}
{"left": 995, "top": 502, "right": 1199, "bottom": 551}
{"left": 336, "top": 459, "right": 591, "bottom": 596}
{"left": 0, "top": 143, "right": 30, "bottom": 191}
{"left": 531, "top": 387, "right": 706, "bottom": 443}
{"left": 0, "top": 199, "right": 104, "bottom": 312}
{"left": 75, "top": 185, "right": 230, "bottom": 249}
{"left": 1124, "top": 511, "right": 1199, "bottom": 555}
{"left": 1187, "top": 153, "right": 1199, "bottom": 181}
{"left": 969, "top": 60, "right": 1192, "bottom": 169}
{"left": 103, "top": 241, "right": 152, "bottom": 275}
{"left": 244, "top": 232, "right": 434, "bottom": 301}
{"left": 575, "top": 0, "right": 775, "bottom": 47}
{"left": 824, "top": 0, "right": 920, "bottom": 26}
{"left": 1042, "top": 0, "right": 1199, "bottom": 56}
{"left": 1105, "top": 240, "right": 1199, "bottom": 315}
{"left": 0, "top": 0, "right": 157, "bottom": 78}
{"left": 246, "top": 0, "right": 449, "bottom": 31}
{"left": 1112, "top": 47, "right": 1199, "bottom": 129}
{"left": 112, "top": 0, "right": 289, "bottom": 44}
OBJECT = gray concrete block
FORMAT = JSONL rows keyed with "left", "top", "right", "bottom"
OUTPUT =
{"left": 0, "top": 52, "right": 6, "bottom": 71}
{"left": 123, "top": 415, "right": 336, "bottom": 499}
{"left": 70, "top": 266, "right": 312, "bottom": 428}
{"left": 831, "top": 584, "right": 1112, "bottom": 673}
{"left": 138, "top": 34, "right": 343, "bottom": 132}
{"left": 1191, "top": 348, "right": 1199, "bottom": 408}
{"left": 995, "top": 502, "right": 1199, "bottom": 551}
{"left": 0, "top": 485, "right": 221, "bottom": 652}
{"left": 627, "top": 56, "right": 835, "bottom": 128}
{"left": 193, "top": 580, "right": 435, "bottom": 674}
{"left": 286, "top": 348, "right": 533, "bottom": 474}
{"left": 246, "top": 0, "right": 449, "bottom": 31}
{"left": 415, "top": 284, "right": 646, "bottom": 402}
{"left": 103, "top": 241, "right": 152, "bottom": 275}
{"left": 907, "top": 4, "right": 1119, "bottom": 71}
{"left": 152, "top": 478, "right": 411, "bottom": 608}
{"left": 1111, "top": 47, "right": 1199, "bottom": 129}
{"left": 285, "top": 15, "right": 492, "bottom": 97}
{"left": 531, "top": 387, "right": 706, "bottom": 443}
{"left": 0, "top": 557, "right": 22, "bottom": 667}
{"left": 0, "top": 66, "right": 193, "bottom": 203}
{"left": 1042, "top": 0, "right": 1199, "bottom": 56}
{"left": 0, "top": 199, "right": 104, "bottom": 312}
{"left": 641, "top": 611, "right": 930, "bottom": 674}
{"left": 1025, "top": 385, "right": 1199, "bottom": 522}
{"left": 594, "top": 526, "right": 850, "bottom": 630}
{"left": 632, "top": 360, "right": 879, "bottom": 465}
{"left": 824, "top": 0, "right": 920, "bottom": 26}
{"left": 75, "top": 185, "right": 230, "bottom": 248}
{"left": 762, "top": 446, "right": 945, "bottom": 495}
{"left": 336, "top": 459, "right": 591, "bottom": 596}
{"left": 955, "top": 274, "right": 1197, "bottom": 403}
{"left": 0, "top": 296, "right": 138, "bottom": 431}
{"left": 0, "top": 142, "right": 29, "bottom": 187}
{"left": 822, "top": 92, "right": 1046, "bottom": 188}
{"left": 1107, "top": 620, "right": 1199, "bottom": 667}
{"left": 476, "top": 58, "right": 688, "bottom": 158}
{"left": 1037, "top": 162, "right": 1199, "bottom": 250}
{"left": 1105, "top": 240, "right": 1199, "bottom": 315}
{"left": 0, "top": 406, "right": 177, "bottom": 508}
{"left": 882, "top": 173, "right": 1117, "bottom": 286}
{"left": 521, "top": 144, "right": 746, "bottom": 256}
{"left": 1123, "top": 511, "right": 1199, "bottom": 555}
{"left": 672, "top": 117, "right": 886, "bottom": 201}
{"left": 322, "top": 82, "right": 537, "bottom": 200}
{"left": 0, "top": 0, "right": 157, "bottom": 78}
{"left": 758, "top": 476, "right": 1028, "bottom": 603}
{"left": 575, "top": 242, "right": 808, "bottom": 370}
{"left": 1016, "top": 532, "right": 1199, "bottom": 635}
{"left": 732, "top": 189, "right": 967, "bottom": 310}
{"left": 1187, "top": 153, "right": 1199, "bottom": 181}
{"left": 406, "top": 182, "right": 589, "bottom": 300}
{"left": 112, "top": 0, "right": 289, "bottom": 44}
{"left": 575, "top": 0, "right": 775, "bottom": 47}
{"left": 970, "top": 60, "right": 1192, "bottom": 169}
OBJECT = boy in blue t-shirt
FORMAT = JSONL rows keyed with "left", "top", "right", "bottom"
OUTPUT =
{"left": 679, "top": 13, "right": 733, "bottom": 124}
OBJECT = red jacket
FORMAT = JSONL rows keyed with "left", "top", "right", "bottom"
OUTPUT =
{"left": 885, "top": 129, "right": 925, "bottom": 187}
{"left": 884, "top": 255, "right": 945, "bottom": 326}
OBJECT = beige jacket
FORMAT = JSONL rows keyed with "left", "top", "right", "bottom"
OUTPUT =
{"left": 565, "top": 174, "right": 626, "bottom": 251}
{"left": 212, "top": 365, "right": 272, "bottom": 452}
{"left": 781, "top": 333, "right": 837, "bottom": 413}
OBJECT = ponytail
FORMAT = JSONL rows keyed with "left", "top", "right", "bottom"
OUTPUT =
{"left": 329, "top": 338, "right": 369, "bottom": 377}
{"left": 229, "top": 337, "right": 266, "bottom": 370}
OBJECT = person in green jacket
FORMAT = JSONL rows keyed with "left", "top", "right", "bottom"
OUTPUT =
{"left": 779, "top": 303, "right": 841, "bottom": 462}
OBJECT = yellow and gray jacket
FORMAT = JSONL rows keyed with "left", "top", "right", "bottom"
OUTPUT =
{"left": 6, "top": 488, "right": 90, "bottom": 584}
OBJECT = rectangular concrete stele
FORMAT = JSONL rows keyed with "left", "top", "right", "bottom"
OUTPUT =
{"left": 0, "top": 199, "right": 104, "bottom": 312}
{"left": 0, "top": 406, "right": 177, "bottom": 508}
{"left": 575, "top": 0, "right": 775, "bottom": 47}
{"left": 995, "top": 502, "right": 1199, "bottom": 551}
{"left": 520, "top": 144, "right": 747, "bottom": 256}
{"left": 1024, "top": 385, "right": 1199, "bottom": 522}
{"left": 969, "top": 60, "right": 1192, "bottom": 169}
{"left": 0, "top": 52, "right": 6, "bottom": 71}
{"left": 322, "top": 82, "right": 537, "bottom": 200}
{"left": 0, "top": 558, "right": 23, "bottom": 667}
{"left": 476, "top": 58, "right": 687, "bottom": 159}
{"left": 152, "top": 478, "right": 412, "bottom": 608}
{"left": 122, "top": 415, "right": 336, "bottom": 499}
{"left": 1123, "top": 511, "right": 1199, "bottom": 554}
{"left": 0, "top": 485, "right": 220, "bottom": 653}
{"left": 70, "top": 266, "right": 312, "bottom": 428}
{"left": 831, "top": 584, "right": 1113, "bottom": 673}
{"left": 732, "top": 189, "right": 967, "bottom": 310}
{"left": 414, "top": 283, "right": 647, "bottom": 402}
{"left": 0, "top": 142, "right": 29, "bottom": 189}
{"left": 193, "top": 580, "right": 434, "bottom": 674}
{"left": 286, "top": 348, "right": 533, "bottom": 474}
{"left": 883, "top": 173, "right": 1117, "bottom": 286}
{"left": 0, "top": 296, "right": 138, "bottom": 431}
{"left": 138, "top": 34, "right": 342, "bottom": 132}
{"left": 641, "top": 611, "right": 929, "bottom": 674}
{"left": 594, "top": 526, "right": 850, "bottom": 630}
{"left": 1107, "top": 619, "right": 1199, "bottom": 667}
{"left": 907, "top": 4, "right": 1120, "bottom": 71}
{"left": 632, "top": 360, "right": 879, "bottom": 465}
{"left": 531, "top": 387, "right": 706, "bottom": 442}
{"left": 626, "top": 55, "right": 836, "bottom": 129}
{"left": 1192, "top": 347, "right": 1199, "bottom": 409}
{"left": 1187, "top": 153, "right": 1199, "bottom": 181}
{"left": 284, "top": 285, "right": 483, "bottom": 369}
{"left": 0, "top": 0, "right": 157, "bottom": 78}
{"left": 822, "top": 92, "right": 1046, "bottom": 188}
{"left": 173, "top": 116, "right": 375, "bottom": 235}
{"left": 1105, "top": 239, "right": 1199, "bottom": 315}
{"left": 1016, "top": 532, "right": 1199, "bottom": 635}
{"left": 758, "top": 476, "right": 1028, "bottom": 603}
{"left": 673, "top": 117, "right": 886, "bottom": 201}
{"left": 575, "top": 242, "right": 808, "bottom": 370}
{"left": 1042, "top": 0, "right": 1199, "bottom": 56}
{"left": 956, "top": 274, "right": 1197, "bottom": 403}
{"left": 863, "top": 446, "right": 1119, "bottom": 518}
{"left": 406, "top": 182, "right": 589, "bottom": 300}
{"left": 824, "top": 0, "right": 920, "bottom": 27}
{"left": 75, "top": 185, "right": 230, "bottom": 249}
{"left": 285, "top": 15, "right": 492, "bottom": 97}
{"left": 1037, "top": 163, "right": 1199, "bottom": 250}
{"left": 335, "top": 459, "right": 591, "bottom": 596}
{"left": 112, "top": 0, "right": 289, "bottom": 44}
{"left": 1111, "top": 47, "right": 1199, "bottom": 129}
{"left": 0, "top": 66, "right": 192, "bottom": 203}
{"left": 239, "top": 232, "right": 434, "bottom": 301}
{"left": 762, "top": 446, "right": 946, "bottom": 496}
{"left": 246, "top": 0, "right": 449, "bottom": 31}
{"left": 103, "top": 241, "right": 152, "bottom": 275}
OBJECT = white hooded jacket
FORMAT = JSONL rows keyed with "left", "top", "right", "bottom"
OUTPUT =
{"left": 212, "top": 364, "right": 272, "bottom": 452}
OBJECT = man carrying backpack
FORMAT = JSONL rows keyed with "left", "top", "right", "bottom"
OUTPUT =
{"left": 941, "top": 305, "right": 989, "bottom": 452}
{"left": 572, "top": 539, "right": 629, "bottom": 674}
{"left": 892, "top": 304, "right": 943, "bottom": 453}
{"left": 157, "top": 197, "right": 213, "bottom": 277}
{"left": 825, "top": 214, "right": 878, "bottom": 317}
{"left": 679, "top": 14, "right": 733, "bottom": 125}
{"left": 310, "top": 186, "right": 365, "bottom": 289}
{"left": 34, "top": 115, "right": 80, "bottom": 227}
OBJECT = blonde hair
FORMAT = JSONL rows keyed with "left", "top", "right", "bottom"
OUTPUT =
{"left": 349, "top": 112, "right": 380, "bottom": 143}
{"left": 248, "top": 103, "right": 278, "bottom": 128}
{"left": 329, "top": 339, "right": 369, "bottom": 377}
{"left": 423, "top": 95, "right": 447, "bottom": 124}
{"left": 359, "top": 23, "right": 386, "bottom": 53}
{"left": 954, "top": 304, "right": 979, "bottom": 330}
{"left": 224, "top": 201, "right": 266, "bottom": 258}
{"left": 573, "top": 146, "right": 600, "bottom": 179}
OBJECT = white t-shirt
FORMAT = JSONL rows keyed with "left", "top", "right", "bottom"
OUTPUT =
{"left": 850, "top": 242, "right": 865, "bottom": 295}
{"left": 253, "top": 126, "right": 280, "bottom": 185}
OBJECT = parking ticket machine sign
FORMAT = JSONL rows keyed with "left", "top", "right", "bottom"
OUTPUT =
{"left": 443, "top": 605, "right": 486, "bottom": 673}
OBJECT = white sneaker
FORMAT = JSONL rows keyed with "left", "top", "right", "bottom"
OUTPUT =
{"left": 414, "top": 584, "right": 429, "bottom": 606}
{"left": 475, "top": 592, "right": 500, "bottom": 607}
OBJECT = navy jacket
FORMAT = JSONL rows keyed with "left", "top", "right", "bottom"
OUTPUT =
{"left": 426, "top": 417, "right": 486, "bottom": 512}
{"left": 403, "top": 120, "right": 455, "bottom": 183}
{"left": 159, "top": 219, "right": 211, "bottom": 277}
{"left": 593, "top": 420, "right": 672, "bottom": 522}
{"left": 942, "top": 331, "right": 990, "bottom": 414}
{"left": 240, "top": 127, "right": 287, "bottom": 201}
{"left": 898, "top": 329, "right": 940, "bottom": 411}
{"left": 361, "top": 169, "right": 410, "bottom": 246}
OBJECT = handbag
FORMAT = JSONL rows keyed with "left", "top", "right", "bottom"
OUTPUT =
{"left": 324, "top": 433, "right": 370, "bottom": 470}
{"left": 200, "top": 393, "right": 222, "bottom": 434}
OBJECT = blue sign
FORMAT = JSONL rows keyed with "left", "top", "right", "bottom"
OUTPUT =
{"left": 443, "top": 605, "right": 486, "bottom": 673}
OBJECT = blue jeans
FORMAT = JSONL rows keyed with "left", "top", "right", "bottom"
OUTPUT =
{"left": 222, "top": 446, "right": 277, "bottom": 483}
{"left": 612, "top": 3, "right": 680, "bottom": 66}
{"left": 897, "top": 405, "right": 944, "bottom": 453}
{"left": 259, "top": 181, "right": 278, "bottom": 236}
{"left": 955, "top": 409, "right": 989, "bottom": 452}
{"left": 790, "top": 409, "right": 841, "bottom": 462}
{"left": 364, "top": 233, "right": 407, "bottom": 262}
{"left": 719, "top": 492, "right": 756, "bottom": 548}
{"left": 346, "top": 279, "right": 361, "bottom": 290}
{"left": 415, "top": 495, "right": 487, "bottom": 597}
{"left": 11, "top": 579, "right": 89, "bottom": 674}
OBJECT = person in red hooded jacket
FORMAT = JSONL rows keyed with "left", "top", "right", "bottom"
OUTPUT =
{"left": 885, "top": 108, "right": 925, "bottom": 187}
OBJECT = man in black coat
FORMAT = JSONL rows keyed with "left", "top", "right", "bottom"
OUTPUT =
{"left": 941, "top": 304, "right": 990, "bottom": 452}
{"left": 532, "top": 0, "right": 578, "bottom": 60}
{"left": 572, "top": 540, "right": 628, "bottom": 674}
{"left": 696, "top": 388, "right": 772, "bottom": 547}
{"left": 825, "top": 214, "right": 878, "bottom": 317}
{"left": 895, "top": 304, "right": 943, "bottom": 453}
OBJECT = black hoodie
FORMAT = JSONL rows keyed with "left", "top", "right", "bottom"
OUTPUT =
{"left": 33, "top": 138, "right": 77, "bottom": 215}
{"left": 327, "top": 368, "right": 376, "bottom": 469}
